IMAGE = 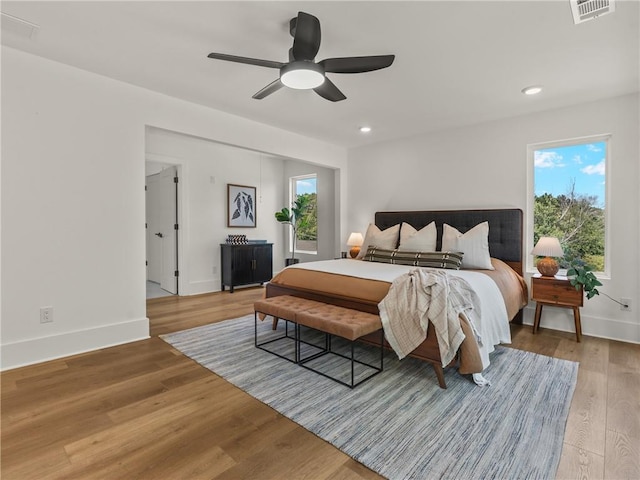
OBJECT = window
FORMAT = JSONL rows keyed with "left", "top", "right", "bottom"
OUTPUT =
{"left": 528, "top": 135, "right": 609, "bottom": 274}
{"left": 291, "top": 174, "right": 317, "bottom": 254}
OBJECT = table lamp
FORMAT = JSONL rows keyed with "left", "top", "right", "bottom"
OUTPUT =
{"left": 531, "top": 236, "right": 564, "bottom": 276}
{"left": 347, "top": 232, "right": 364, "bottom": 258}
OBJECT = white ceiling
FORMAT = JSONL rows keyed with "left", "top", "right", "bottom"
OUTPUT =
{"left": 2, "top": 1, "right": 638, "bottom": 148}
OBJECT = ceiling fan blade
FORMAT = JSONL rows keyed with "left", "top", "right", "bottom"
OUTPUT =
{"left": 291, "top": 12, "right": 321, "bottom": 61}
{"left": 207, "top": 52, "right": 285, "bottom": 69}
{"left": 313, "top": 78, "right": 346, "bottom": 102}
{"left": 319, "top": 55, "right": 395, "bottom": 74}
{"left": 252, "top": 79, "right": 284, "bottom": 99}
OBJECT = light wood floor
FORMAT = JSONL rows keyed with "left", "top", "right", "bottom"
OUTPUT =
{"left": 2, "top": 287, "right": 639, "bottom": 479}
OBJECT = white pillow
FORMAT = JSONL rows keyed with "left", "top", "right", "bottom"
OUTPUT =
{"left": 356, "top": 223, "right": 400, "bottom": 259}
{"left": 441, "top": 222, "right": 494, "bottom": 270}
{"left": 399, "top": 222, "right": 437, "bottom": 251}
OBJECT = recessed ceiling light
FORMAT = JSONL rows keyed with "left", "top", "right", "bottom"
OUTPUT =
{"left": 522, "top": 86, "right": 543, "bottom": 95}
{"left": 359, "top": 126, "right": 372, "bottom": 133}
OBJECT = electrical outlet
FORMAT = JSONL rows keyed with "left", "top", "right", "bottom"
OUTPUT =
{"left": 620, "top": 298, "right": 631, "bottom": 311}
{"left": 212, "top": 266, "right": 217, "bottom": 274}
{"left": 40, "top": 306, "right": 54, "bottom": 323}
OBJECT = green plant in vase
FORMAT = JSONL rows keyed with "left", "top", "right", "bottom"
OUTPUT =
{"left": 567, "top": 259, "right": 631, "bottom": 309}
{"left": 275, "top": 195, "right": 311, "bottom": 265}
{"left": 567, "top": 260, "right": 602, "bottom": 299}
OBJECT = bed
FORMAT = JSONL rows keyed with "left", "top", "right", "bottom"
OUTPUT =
{"left": 265, "top": 208, "right": 528, "bottom": 387}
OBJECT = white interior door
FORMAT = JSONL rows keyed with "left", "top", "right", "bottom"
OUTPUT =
{"left": 146, "top": 176, "right": 161, "bottom": 284}
{"left": 146, "top": 166, "right": 178, "bottom": 294}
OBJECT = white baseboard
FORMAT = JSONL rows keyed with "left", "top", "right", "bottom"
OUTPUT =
{"left": 184, "top": 278, "right": 274, "bottom": 296}
{"left": 185, "top": 279, "right": 219, "bottom": 296}
{"left": 1, "top": 317, "right": 150, "bottom": 371}
{"left": 522, "top": 306, "right": 639, "bottom": 344}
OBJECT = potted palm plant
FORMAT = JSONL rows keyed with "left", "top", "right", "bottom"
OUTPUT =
{"left": 275, "top": 195, "right": 311, "bottom": 266}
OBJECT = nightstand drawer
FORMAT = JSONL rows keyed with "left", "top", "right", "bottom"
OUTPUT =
{"left": 532, "top": 277, "right": 583, "bottom": 307}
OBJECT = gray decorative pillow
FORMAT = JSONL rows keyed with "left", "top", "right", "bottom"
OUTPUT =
{"left": 363, "top": 247, "right": 464, "bottom": 270}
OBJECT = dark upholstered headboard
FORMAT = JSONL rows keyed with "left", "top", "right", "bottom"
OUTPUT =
{"left": 375, "top": 208, "right": 523, "bottom": 275}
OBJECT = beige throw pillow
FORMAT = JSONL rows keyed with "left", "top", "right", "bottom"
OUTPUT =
{"left": 356, "top": 223, "right": 400, "bottom": 259}
{"left": 399, "top": 222, "right": 437, "bottom": 251}
{"left": 441, "top": 221, "right": 494, "bottom": 270}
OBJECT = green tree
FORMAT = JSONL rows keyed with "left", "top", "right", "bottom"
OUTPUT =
{"left": 296, "top": 193, "right": 317, "bottom": 241}
{"left": 534, "top": 180, "right": 604, "bottom": 270}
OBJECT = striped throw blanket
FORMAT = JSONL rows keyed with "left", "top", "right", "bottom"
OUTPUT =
{"left": 378, "top": 268, "right": 481, "bottom": 368}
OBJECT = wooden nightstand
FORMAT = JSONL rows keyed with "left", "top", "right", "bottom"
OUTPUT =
{"left": 532, "top": 274, "right": 584, "bottom": 342}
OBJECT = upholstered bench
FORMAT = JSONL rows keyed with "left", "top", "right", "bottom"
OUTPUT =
{"left": 254, "top": 295, "right": 384, "bottom": 388}
{"left": 295, "top": 304, "right": 383, "bottom": 343}
{"left": 295, "top": 304, "right": 384, "bottom": 388}
{"left": 254, "top": 295, "right": 327, "bottom": 324}
{"left": 253, "top": 295, "right": 327, "bottom": 363}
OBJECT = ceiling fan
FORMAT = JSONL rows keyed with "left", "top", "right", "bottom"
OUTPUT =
{"left": 207, "top": 11, "right": 395, "bottom": 102}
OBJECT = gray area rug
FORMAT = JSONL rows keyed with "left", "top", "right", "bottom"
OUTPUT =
{"left": 161, "top": 315, "right": 578, "bottom": 480}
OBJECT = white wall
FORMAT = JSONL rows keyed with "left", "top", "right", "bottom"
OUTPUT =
{"left": 1, "top": 47, "right": 347, "bottom": 369}
{"left": 146, "top": 128, "right": 287, "bottom": 294}
{"left": 145, "top": 130, "right": 339, "bottom": 287}
{"left": 348, "top": 94, "right": 639, "bottom": 343}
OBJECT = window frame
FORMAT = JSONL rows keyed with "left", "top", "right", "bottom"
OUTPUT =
{"left": 526, "top": 133, "right": 611, "bottom": 278}
{"left": 289, "top": 173, "right": 318, "bottom": 255}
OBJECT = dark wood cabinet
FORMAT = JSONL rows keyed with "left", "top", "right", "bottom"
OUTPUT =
{"left": 220, "top": 243, "right": 273, "bottom": 293}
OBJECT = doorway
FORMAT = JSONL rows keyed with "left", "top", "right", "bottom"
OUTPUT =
{"left": 146, "top": 164, "right": 179, "bottom": 298}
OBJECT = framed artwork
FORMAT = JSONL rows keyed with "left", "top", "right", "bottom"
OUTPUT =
{"left": 227, "top": 184, "right": 256, "bottom": 228}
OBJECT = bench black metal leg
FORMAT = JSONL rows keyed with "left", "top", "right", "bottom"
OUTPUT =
{"left": 350, "top": 341, "right": 355, "bottom": 387}
{"left": 298, "top": 328, "right": 384, "bottom": 389}
{"left": 255, "top": 312, "right": 299, "bottom": 364}
{"left": 378, "top": 329, "right": 384, "bottom": 382}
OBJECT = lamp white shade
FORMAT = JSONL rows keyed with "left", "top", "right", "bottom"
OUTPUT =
{"left": 531, "top": 237, "right": 564, "bottom": 257}
{"left": 347, "top": 232, "right": 364, "bottom": 247}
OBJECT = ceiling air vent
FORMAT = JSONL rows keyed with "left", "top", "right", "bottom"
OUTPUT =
{"left": 570, "top": 0, "right": 615, "bottom": 24}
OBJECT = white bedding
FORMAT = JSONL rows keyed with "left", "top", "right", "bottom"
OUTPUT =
{"left": 288, "top": 260, "right": 511, "bottom": 370}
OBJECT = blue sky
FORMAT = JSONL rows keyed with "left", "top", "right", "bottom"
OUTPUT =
{"left": 295, "top": 177, "right": 316, "bottom": 195}
{"left": 534, "top": 141, "right": 606, "bottom": 207}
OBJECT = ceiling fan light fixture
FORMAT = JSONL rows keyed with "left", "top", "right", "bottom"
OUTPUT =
{"left": 280, "top": 61, "right": 325, "bottom": 90}
{"left": 207, "top": 12, "right": 395, "bottom": 101}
